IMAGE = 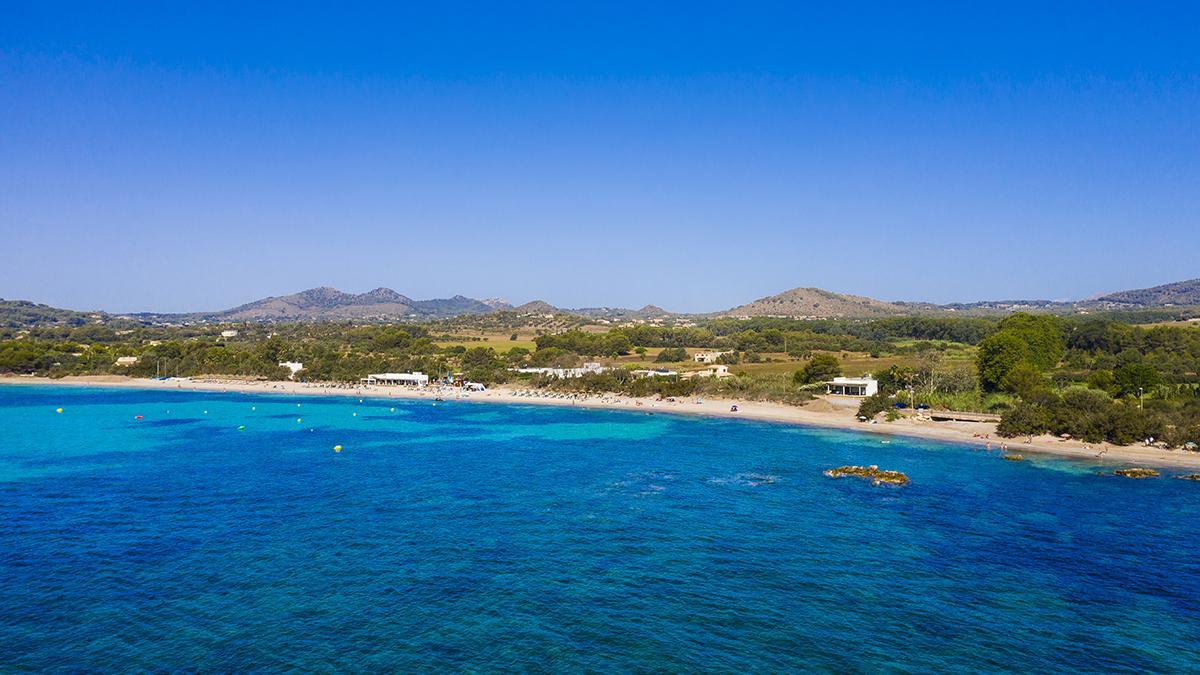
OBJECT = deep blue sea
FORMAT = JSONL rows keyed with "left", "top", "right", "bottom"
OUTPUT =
{"left": 2, "top": 385, "right": 1199, "bottom": 671}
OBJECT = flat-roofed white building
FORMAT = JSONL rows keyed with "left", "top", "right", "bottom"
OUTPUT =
{"left": 683, "top": 364, "right": 730, "bottom": 379}
{"left": 362, "top": 372, "right": 430, "bottom": 386}
{"left": 114, "top": 356, "right": 139, "bottom": 367}
{"left": 631, "top": 368, "right": 678, "bottom": 379}
{"left": 825, "top": 376, "right": 878, "bottom": 397}
{"left": 515, "top": 362, "right": 608, "bottom": 379}
{"left": 693, "top": 350, "right": 732, "bottom": 364}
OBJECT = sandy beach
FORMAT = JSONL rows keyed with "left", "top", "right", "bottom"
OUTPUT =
{"left": 4, "top": 374, "right": 1199, "bottom": 470}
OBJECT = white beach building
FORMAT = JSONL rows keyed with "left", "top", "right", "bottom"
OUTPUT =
{"left": 631, "top": 368, "right": 678, "bottom": 379}
{"left": 114, "top": 356, "right": 139, "bottom": 367}
{"left": 515, "top": 362, "right": 608, "bottom": 379}
{"left": 361, "top": 372, "right": 430, "bottom": 387}
{"left": 825, "top": 376, "right": 878, "bottom": 397}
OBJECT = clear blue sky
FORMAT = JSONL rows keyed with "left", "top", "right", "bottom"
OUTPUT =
{"left": 2, "top": 2, "right": 1198, "bottom": 313}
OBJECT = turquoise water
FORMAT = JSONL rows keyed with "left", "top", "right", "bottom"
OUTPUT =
{"left": 2, "top": 385, "right": 1199, "bottom": 671}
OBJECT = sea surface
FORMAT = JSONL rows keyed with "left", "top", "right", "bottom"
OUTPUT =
{"left": 2, "top": 384, "right": 1199, "bottom": 671}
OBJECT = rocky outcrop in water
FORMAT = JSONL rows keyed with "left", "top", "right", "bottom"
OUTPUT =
{"left": 1114, "top": 468, "right": 1160, "bottom": 479}
{"left": 1175, "top": 474, "right": 1200, "bottom": 481}
{"left": 824, "top": 465, "right": 909, "bottom": 486}
{"left": 1001, "top": 453, "right": 1024, "bottom": 461}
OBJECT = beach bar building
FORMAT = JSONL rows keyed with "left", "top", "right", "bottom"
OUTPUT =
{"left": 825, "top": 376, "right": 878, "bottom": 397}
{"left": 361, "top": 372, "right": 430, "bottom": 387}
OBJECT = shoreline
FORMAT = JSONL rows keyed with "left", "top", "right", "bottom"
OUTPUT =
{"left": 4, "top": 374, "right": 1200, "bottom": 470}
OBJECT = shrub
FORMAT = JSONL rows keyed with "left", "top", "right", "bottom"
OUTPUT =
{"left": 997, "top": 402, "right": 1052, "bottom": 438}
{"left": 857, "top": 392, "right": 892, "bottom": 419}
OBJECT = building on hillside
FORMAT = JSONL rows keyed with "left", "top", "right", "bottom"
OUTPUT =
{"left": 220, "top": 329, "right": 239, "bottom": 338}
{"left": 114, "top": 356, "right": 139, "bottom": 367}
{"left": 825, "top": 376, "right": 878, "bottom": 397}
{"left": 278, "top": 361, "right": 304, "bottom": 380}
{"left": 693, "top": 350, "right": 732, "bottom": 364}
{"left": 361, "top": 372, "right": 430, "bottom": 387}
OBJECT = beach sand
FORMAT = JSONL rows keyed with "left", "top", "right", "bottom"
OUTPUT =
{"left": 4, "top": 374, "right": 1198, "bottom": 470}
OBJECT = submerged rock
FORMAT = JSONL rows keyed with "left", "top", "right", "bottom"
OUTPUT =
{"left": 824, "top": 464, "right": 909, "bottom": 486}
{"left": 1001, "top": 453, "right": 1024, "bottom": 461}
{"left": 1114, "top": 468, "right": 1160, "bottom": 479}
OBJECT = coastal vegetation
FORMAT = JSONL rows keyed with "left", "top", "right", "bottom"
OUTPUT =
{"left": 3, "top": 310, "right": 1200, "bottom": 450}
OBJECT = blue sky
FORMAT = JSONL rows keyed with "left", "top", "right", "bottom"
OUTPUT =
{"left": 2, "top": 2, "right": 1198, "bottom": 313}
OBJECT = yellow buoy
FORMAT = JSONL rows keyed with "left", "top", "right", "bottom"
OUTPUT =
{"left": 297, "top": 418, "right": 302, "bottom": 423}
{"left": 333, "top": 444, "right": 342, "bottom": 453}
{"left": 352, "top": 412, "right": 357, "bottom": 417}
{"left": 55, "top": 407, "right": 63, "bottom": 413}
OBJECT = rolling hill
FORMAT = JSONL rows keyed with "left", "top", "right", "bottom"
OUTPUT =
{"left": 0, "top": 299, "right": 111, "bottom": 328}
{"left": 1094, "top": 278, "right": 1200, "bottom": 307}
{"left": 723, "top": 287, "right": 906, "bottom": 318}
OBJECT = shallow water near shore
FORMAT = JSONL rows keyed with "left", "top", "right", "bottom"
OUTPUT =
{"left": 2, "top": 384, "right": 1199, "bottom": 670}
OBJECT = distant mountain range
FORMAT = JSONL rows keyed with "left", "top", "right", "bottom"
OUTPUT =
{"left": 4, "top": 277, "right": 1200, "bottom": 327}
{"left": 212, "top": 287, "right": 506, "bottom": 321}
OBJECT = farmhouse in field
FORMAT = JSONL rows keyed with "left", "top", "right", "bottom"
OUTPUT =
{"left": 825, "top": 376, "right": 878, "bottom": 397}
{"left": 693, "top": 350, "right": 732, "bottom": 363}
{"left": 683, "top": 365, "right": 731, "bottom": 378}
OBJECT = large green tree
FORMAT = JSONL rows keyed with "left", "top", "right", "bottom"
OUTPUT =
{"left": 995, "top": 313, "right": 1065, "bottom": 371}
{"left": 1112, "top": 362, "right": 1163, "bottom": 397}
{"left": 976, "top": 331, "right": 1031, "bottom": 392}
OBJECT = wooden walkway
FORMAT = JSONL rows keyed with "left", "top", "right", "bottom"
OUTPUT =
{"left": 926, "top": 410, "right": 1001, "bottom": 423}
